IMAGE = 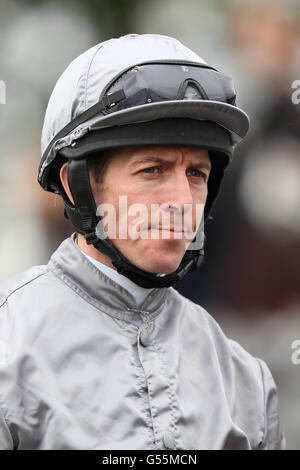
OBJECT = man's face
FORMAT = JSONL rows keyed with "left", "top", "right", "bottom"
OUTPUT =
{"left": 90, "top": 145, "right": 211, "bottom": 275}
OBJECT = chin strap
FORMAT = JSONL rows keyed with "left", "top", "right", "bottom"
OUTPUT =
{"left": 61, "top": 158, "right": 206, "bottom": 288}
{"left": 94, "top": 237, "right": 205, "bottom": 288}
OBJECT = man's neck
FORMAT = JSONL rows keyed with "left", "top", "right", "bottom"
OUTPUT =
{"left": 77, "top": 233, "right": 117, "bottom": 271}
{"left": 76, "top": 233, "right": 155, "bottom": 310}
{"left": 76, "top": 233, "right": 168, "bottom": 280}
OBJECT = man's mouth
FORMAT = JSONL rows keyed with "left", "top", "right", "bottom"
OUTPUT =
{"left": 150, "top": 226, "right": 184, "bottom": 233}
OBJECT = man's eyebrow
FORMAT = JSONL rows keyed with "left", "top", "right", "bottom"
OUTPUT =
{"left": 189, "top": 161, "right": 211, "bottom": 172}
{"left": 130, "top": 157, "right": 211, "bottom": 171}
{"left": 130, "top": 157, "right": 166, "bottom": 168}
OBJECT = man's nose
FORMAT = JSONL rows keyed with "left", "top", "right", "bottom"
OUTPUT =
{"left": 162, "top": 171, "right": 193, "bottom": 211}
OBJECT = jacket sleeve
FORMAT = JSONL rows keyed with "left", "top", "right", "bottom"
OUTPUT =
{"left": 0, "top": 400, "right": 14, "bottom": 449}
{"left": 256, "top": 358, "right": 286, "bottom": 450}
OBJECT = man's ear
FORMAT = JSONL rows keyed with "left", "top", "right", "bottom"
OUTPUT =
{"left": 59, "top": 162, "right": 74, "bottom": 205}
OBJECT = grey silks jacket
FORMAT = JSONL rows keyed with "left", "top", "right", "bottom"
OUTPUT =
{"left": 0, "top": 233, "right": 286, "bottom": 450}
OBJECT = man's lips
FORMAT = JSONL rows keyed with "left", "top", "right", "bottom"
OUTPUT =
{"left": 148, "top": 227, "right": 191, "bottom": 233}
{"left": 149, "top": 226, "right": 178, "bottom": 231}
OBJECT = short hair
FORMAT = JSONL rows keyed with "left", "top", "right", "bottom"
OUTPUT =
{"left": 87, "top": 148, "right": 117, "bottom": 189}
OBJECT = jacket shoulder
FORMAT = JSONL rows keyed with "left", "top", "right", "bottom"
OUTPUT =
{"left": 168, "top": 288, "right": 286, "bottom": 449}
{"left": 168, "top": 287, "right": 259, "bottom": 367}
{"left": 0, "top": 265, "right": 49, "bottom": 307}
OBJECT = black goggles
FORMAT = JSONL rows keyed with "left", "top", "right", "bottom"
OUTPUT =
{"left": 101, "top": 62, "right": 237, "bottom": 112}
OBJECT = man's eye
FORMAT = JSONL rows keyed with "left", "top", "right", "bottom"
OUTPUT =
{"left": 142, "top": 166, "right": 160, "bottom": 174}
{"left": 141, "top": 167, "right": 208, "bottom": 179}
{"left": 188, "top": 168, "right": 207, "bottom": 179}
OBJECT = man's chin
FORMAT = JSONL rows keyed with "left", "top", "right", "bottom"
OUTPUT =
{"left": 134, "top": 258, "right": 183, "bottom": 275}
{"left": 108, "top": 239, "right": 185, "bottom": 275}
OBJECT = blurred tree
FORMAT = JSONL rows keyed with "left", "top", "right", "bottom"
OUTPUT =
{"left": 21, "top": 0, "right": 148, "bottom": 37}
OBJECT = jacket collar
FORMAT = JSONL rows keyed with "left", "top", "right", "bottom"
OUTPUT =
{"left": 47, "top": 232, "right": 169, "bottom": 323}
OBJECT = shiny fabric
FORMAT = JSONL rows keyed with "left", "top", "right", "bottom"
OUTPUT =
{"left": 0, "top": 233, "right": 286, "bottom": 449}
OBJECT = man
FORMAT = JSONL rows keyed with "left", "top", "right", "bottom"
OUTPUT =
{"left": 0, "top": 34, "right": 286, "bottom": 449}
